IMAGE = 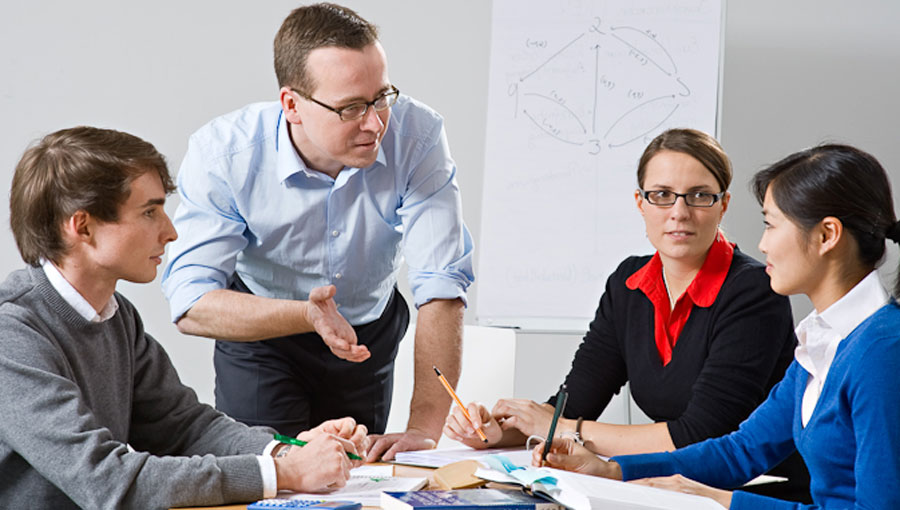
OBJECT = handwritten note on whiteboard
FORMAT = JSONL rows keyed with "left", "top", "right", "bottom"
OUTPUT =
{"left": 477, "top": 0, "right": 723, "bottom": 331}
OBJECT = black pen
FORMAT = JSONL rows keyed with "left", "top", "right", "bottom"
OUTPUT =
{"left": 541, "top": 384, "right": 568, "bottom": 463}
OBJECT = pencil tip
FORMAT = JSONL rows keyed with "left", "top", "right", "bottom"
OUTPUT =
{"left": 433, "top": 365, "right": 441, "bottom": 376}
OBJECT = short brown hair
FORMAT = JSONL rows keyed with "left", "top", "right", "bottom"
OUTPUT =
{"left": 637, "top": 128, "right": 732, "bottom": 192}
{"left": 273, "top": 2, "right": 379, "bottom": 93}
{"left": 10, "top": 126, "right": 175, "bottom": 266}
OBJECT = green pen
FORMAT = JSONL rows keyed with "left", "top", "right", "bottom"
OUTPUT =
{"left": 274, "top": 433, "right": 364, "bottom": 461}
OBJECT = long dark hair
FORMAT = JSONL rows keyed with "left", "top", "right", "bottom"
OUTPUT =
{"left": 752, "top": 144, "right": 900, "bottom": 296}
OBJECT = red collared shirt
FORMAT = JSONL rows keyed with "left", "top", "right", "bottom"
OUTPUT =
{"left": 625, "top": 231, "right": 735, "bottom": 366}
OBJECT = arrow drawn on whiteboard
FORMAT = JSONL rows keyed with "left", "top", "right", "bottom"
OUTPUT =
{"left": 520, "top": 33, "right": 585, "bottom": 82}
{"left": 610, "top": 25, "right": 677, "bottom": 76}
{"left": 677, "top": 77, "right": 691, "bottom": 97}
{"left": 592, "top": 45, "right": 600, "bottom": 134}
{"left": 609, "top": 103, "right": 680, "bottom": 148}
{"left": 604, "top": 94, "right": 675, "bottom": 139}
{"left": 523, "top": 92, "right": 587, "bottom": 133}
{"left": 523, "top": 110, "right": 584, "bottom": 145}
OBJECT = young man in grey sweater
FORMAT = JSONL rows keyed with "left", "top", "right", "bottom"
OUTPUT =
{"left": 0, "top": 126, "right": 368, "bottom": 509}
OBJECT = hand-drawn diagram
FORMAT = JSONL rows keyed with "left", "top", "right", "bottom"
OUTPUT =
{"left": 507, "top": 17, "right": 693, "bottom": 153}
{"left": 478, "top": 1, "right": 721, "bottom": 328}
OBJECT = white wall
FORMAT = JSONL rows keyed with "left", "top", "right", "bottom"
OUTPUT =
{"left": 387, "top": 325, "right": 518, "bottom": 447}
{"left": 1, "top": 2, "right": 899, "bottom": 422}
{"left": 387, "top": 326, "right": 645, "bottom": 448}
{"left": 0, "top": 0, "right": 492, "bottom": 406}
{"left": 720, "top": 2, "right": 900, "bottom": 317}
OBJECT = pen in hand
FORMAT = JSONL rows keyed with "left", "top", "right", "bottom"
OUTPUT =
{"left": 542, "top": 384, "right": 568, "bottom": 463}
{"left": 274, "top": 433, "right": 364, "bottom": 460}
{"left": 434, "top": 365, "right": 489, "bottom": 443}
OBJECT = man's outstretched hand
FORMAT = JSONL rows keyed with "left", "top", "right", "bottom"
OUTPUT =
{"left": 306, "top": 285, "right": 370, "bottom": 362}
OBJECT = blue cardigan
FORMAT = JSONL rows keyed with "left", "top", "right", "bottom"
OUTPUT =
{"left": 613, "top": 301, "right": 900, "bottom": 509}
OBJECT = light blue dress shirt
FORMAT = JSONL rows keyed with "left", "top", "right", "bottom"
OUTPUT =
{"left": 162, "top": 96, "right": 474, "bottom": 325}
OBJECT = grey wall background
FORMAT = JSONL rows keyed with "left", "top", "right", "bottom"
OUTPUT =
{"left": 1, "top": 1, "right": 898, "bottom": 410}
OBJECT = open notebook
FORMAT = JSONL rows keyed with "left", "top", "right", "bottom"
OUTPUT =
{"left": 476, "top": 454, "right": 724, "bottom": 510}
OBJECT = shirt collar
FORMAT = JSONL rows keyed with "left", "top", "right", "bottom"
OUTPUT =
{"left": 41, "top": 259, "right": 118, "bottom": 322}
{"left": 625, "top": 250, "right": 666, "bottom": 304}
{"left": 794, "top": 270, "right": 889, "bottom": 378}
{"left": 274, "top": 108, "right": 387, "bottom": 184}
{"left": 796, "top": 270, "right": 889, "bottom": 344}
{"left": 626, "top": 230, "right": 735, "bottom": 308}
{"left": 818, "top": 270, "right": 889, "bottom": 339}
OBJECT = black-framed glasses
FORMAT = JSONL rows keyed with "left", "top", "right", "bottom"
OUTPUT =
{"left": 639, "top": 189, "right": 726, "bottom": 207}
{"left": 292, "top": 85, "right": 400, "bottom": 121}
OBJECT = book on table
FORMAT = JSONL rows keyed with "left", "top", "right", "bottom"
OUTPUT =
{"left": 381, "top": 488, "right": 563, "bottom": 510}
{"left": 474, "top": 454, "right": 726, "bottom": 510}
{"left": 392, "top": 449, "right": 726, "bottom": 509}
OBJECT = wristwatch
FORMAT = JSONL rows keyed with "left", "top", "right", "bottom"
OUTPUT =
{"left": 573, "top": 417, "right": 584, "bottom": 445}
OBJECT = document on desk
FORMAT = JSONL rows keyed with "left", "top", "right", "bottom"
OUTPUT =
{"left": 393, "top": 446, "right": 534, "bottom": 468}
{"left": 278, "top": 465, "right": 427, "bottom": 507}
{"left": 550, "top": 468, "right": 724, "bottom": 510}
{"left": 475, "top": 455, "right": 723, "bottom": 510}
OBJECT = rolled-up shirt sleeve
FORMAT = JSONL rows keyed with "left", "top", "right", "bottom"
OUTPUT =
{"left": 163, "top": 99, "right": 473, "bottom": 323}
{"left": 398, "top": 118, "right": 474, "bottom": 308}
{"left": 162, "top": 135, "right": 250, "bottom": 322}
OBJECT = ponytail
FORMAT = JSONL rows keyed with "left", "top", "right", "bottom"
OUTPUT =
{"left": 887, "top": 221, "right": 900, "bottom": 244}
{"left": 887, "top": 221, "right": 900, "bottom": 298}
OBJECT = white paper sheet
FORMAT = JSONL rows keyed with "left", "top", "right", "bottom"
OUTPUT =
{"left": 280, "top": 465, "right": 426, "bottom": 506}
{"left": 550, "top": 468, "right": 725, "bottom": 510}
{"left": 393, "top": 446, "right": 534, "bottom": 468}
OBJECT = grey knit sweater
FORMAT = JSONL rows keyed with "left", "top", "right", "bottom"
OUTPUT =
{"left": 0, "top": 266, "right": 274, "bottom": 509}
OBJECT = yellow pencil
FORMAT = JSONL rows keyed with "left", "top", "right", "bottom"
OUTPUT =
{"left": 434, "top": 365, "right": 489, "bottom": 443}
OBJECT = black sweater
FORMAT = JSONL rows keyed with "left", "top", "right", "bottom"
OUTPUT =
{"left": 554, "top": 248, "right": 796, "bottom": 447}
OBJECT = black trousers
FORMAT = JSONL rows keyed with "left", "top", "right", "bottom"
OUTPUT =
{"left": 213, "top": 277, "right": 410, "bottom": 437}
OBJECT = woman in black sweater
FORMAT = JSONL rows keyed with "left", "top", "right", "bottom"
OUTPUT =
{"left": 445, "top": 128, "right": 806, "bottom": 499}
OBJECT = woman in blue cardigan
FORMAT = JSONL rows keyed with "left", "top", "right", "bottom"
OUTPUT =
{"left": 534, "top": 144, "right": 900, "bottom": 509}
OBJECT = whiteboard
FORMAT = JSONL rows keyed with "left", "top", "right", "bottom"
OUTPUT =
{"left": 477, "top": 0, "right": 723, "bottom": 331}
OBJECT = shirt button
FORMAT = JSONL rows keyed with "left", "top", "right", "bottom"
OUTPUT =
{"left": 334, "top": 272, "right": 343, "bottom": 279}
{"left": 331, "top": 230, "right": 340, "bottom": 237}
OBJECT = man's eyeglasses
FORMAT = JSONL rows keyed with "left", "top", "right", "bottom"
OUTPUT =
{"left": 639, "top": 189, "right": 726, "bottom": 207}
{"left": 293, "top": 85, "right": 400, "bottom": 121}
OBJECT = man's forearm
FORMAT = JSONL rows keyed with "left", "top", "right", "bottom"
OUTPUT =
{"left": 407, "top": 298, "right": 465, "bottom": 440}
{"left": 176, "top": 289, "right": 314, "bottom": 341}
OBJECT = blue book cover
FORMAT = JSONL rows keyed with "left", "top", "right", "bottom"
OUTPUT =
{"left": 381, "top": 489, "right": 563, "bottom": 510}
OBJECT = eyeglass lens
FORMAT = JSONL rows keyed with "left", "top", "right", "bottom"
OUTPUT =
{"left": 644, "top": 190, "right": 719, "bottom": 207}
{"left": 340, "top": 90, "right": 399, "bottom": 120}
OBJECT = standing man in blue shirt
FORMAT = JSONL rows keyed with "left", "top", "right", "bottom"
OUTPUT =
{"left": 162, "top": 3, "right": 474, "bottom": 461}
